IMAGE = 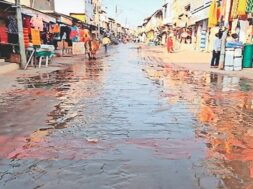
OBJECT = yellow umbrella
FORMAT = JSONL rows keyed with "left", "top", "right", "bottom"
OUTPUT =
{"left": 208, "top": 0, "right": 218, "bottom": 28}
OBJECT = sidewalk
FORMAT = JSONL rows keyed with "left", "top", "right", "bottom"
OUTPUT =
{"left": 140, "top": 44, "right": 253, "bottom": 80}
{"left": 0, "top": 55, "right": 86, "bottom": 95}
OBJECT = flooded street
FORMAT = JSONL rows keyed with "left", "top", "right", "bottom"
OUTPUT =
{"left": 1, "top": 44, "right": 253, "bottom": 189}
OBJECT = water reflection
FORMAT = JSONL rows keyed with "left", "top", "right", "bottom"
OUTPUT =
{"left": 141, "top": 57, "right": 253, "bottom": 188}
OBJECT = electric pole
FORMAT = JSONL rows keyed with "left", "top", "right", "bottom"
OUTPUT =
{"left": 15, "top": 0, "right": 27, "bottom": 69}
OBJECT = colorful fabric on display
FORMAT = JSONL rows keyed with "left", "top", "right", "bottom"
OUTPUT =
{"left": 31, "top": 16, "right": 44, "bottom": 31}
{"left": 208, "top": 0, "right": 218, "bottom": 28}
{"left": 23, "top": 16, "right": 31, "bottom": 34}
{"left": 246, "top": 0, "right": 253, "bottom": 13}
{"left": 7, "top": 16, "right": 18, "bottom": 34}
{"left": 31, "top": 28, "right": 41, "bottom": 46}
{"left": 231, "top": 0, "right": 239, "bottom": 19}
{"left": 23, "top": 28, "right": 29, "bottom": 48}
{"left": 0, "top": 26, "right": 8, "bottom": 44}
{"left": 70, "top": 26, "right": 80, "bottom": 42}
{"left": 50, "top": 24, "right": 60, "bottom": 33}
{"left": 237, "top": 0, "right": 247, "bottom": 16}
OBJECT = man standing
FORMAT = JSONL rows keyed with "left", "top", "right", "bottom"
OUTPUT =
{"left": 102, "top": 35, "right": 111, "bottom": 54}
{"left": 211, "top": 33, "right": 222, "bottom": 68}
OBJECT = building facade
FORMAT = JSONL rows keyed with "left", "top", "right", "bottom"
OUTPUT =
{"left": 5, "top": 0, "right": 55, "bottom": 11}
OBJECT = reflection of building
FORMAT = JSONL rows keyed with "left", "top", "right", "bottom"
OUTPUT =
{"left": 142, "top": 54, "right": 253, "bottom": 187}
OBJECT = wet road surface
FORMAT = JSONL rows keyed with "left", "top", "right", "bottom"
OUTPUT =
{"left": 1, "top": 44, "right": 253, "bottom": 189}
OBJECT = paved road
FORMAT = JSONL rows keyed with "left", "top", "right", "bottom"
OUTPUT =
{"left": 0, "top": 44, "right": 253, "bottom": 189}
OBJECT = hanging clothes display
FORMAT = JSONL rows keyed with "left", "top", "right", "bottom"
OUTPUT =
{"left": 208, "top": 0, "right": 218, "bottom": 28}
{"left": 31, "top": 15, "right": 44, "bottom": 31}
{"left": 0, "top": 26, "right": 8, "bottom": 44}
{"left": 23, "top": 16, "right": 31, "bottom": 34}
{"left": 231, "top": 0, "right": 239, "bottom": 19}
{"left": 23, "top": 28, "right": 29, "bottom": 48}
{"left": 246, "top": 0, "right": 253, "bottom": 13}
{"left": 237, "top": 0, "right": 247, "bottom": 16}
{"left": 50, "top": 24, "right": 60, "bottom": 34}
{"left": 7, "top": 16, "right": 18, "bottom": 34}
{"left": 70, "top": 26, "right": 80, "bottom": 42}
{"left": 31, "top": 28, "right": 41, "bottom": 46}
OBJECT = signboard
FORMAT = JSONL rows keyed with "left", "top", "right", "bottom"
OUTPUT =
{"left": 70, "top": 13, "right": 86, "bottom": 23}
{"left": 72, "top": 42, "right": 85, "bottom": 55}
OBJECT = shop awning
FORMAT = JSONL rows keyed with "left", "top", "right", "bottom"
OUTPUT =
{"left": 21, "top": 6, "right": 56, "bottom": 23}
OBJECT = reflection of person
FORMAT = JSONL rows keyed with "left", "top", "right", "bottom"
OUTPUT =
{"left": 102, "top": 35, "right": 111, "bottom": 54}
{"left": 87, "top": 33, "right": 100, "bottom": 60}
{"left": 211, "top": 33, "right": 222, "bottom": 68}
{"left": 167, "top": 34, "right": 174, "bottom": 53}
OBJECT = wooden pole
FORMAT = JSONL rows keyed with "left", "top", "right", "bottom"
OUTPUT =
{"left": 15, "top": 0, "right": 27, "bottom": 69}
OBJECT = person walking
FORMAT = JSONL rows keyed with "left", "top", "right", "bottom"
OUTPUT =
{"left": 167, "top": 34, "right": 174, "bottom": 53}
{"left": 87, "top": 33, "right": 100, "bottom": 60}
{"left": 102, "top": 35, "right": 111, "bottom": 54}
{"left": 211, "top": 33, "right": 222, "bottom": 68}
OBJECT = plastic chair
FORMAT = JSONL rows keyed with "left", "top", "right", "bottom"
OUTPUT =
{"left": 36, "top": 51, "right": 53, "bottom": 68}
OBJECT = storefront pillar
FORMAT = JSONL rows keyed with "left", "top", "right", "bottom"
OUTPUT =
{"left": 15, "top": 0, "right": 27, "bottom": 69}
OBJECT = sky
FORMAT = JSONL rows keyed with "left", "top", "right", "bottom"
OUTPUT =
{"left": 102, "top": 0, "right": 163, "bottom": 28}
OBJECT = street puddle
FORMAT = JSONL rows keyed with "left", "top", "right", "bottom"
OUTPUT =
{"left": 1, "top": 47, "right": 253, "bottom": 188}
{"left": 140, "top": 57, "right": 253, "bottom": 188}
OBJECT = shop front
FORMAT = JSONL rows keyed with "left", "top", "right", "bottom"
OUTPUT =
{"left": 0, "top": 1, "right": 20, "bottom": 63}
{"left": 190, "top": 3, "right": 210, "bottom": 51}
{"left": 224, "top": 0, "right": 253, "bottom": 70}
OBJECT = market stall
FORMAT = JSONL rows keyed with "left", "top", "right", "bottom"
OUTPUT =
{"left": 0, "top": 1, "right": 20, "bottom": 63}
{"left": 226, "top": 0, "right": 253, "bottom": 70}
{"left": 20, "top": 6, "right": 56, "bottom": 68}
